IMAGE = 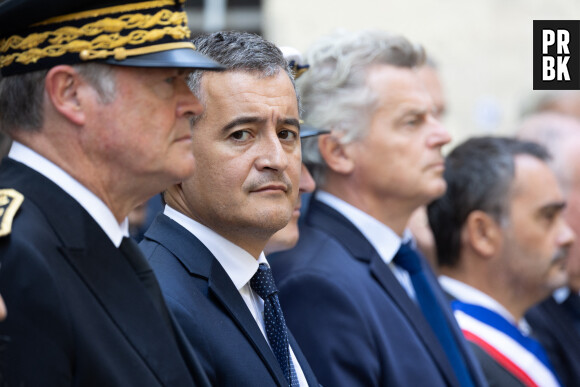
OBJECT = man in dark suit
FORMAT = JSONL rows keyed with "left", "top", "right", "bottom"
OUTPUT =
{"left": 0, "top": 0, "right": 222, "bottom": 385}
{"left": 140, "top": 31, "right": 319, "bottom": 387}
{"left": 428, "top": 136, "right": 572, "bottom": 386}
{"left": 268, "top": 29, "right": 486, "bottom": 387}
{"left": 518, "top": 113, "right": 580, "bottom": 387}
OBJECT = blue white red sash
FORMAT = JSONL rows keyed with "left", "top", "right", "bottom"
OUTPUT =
{"left": 451, "top": 301, "right": 561, "bottom": 387}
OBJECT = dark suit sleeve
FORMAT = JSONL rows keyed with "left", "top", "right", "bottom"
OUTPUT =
{"left": 468, "top": 342, "right": 526, "bottom": 387}
{"left": 0, "top": 238, "right": 73, "bottom": 386}
{"left": 278, "top": 271, "right": 381, "bottom": 387}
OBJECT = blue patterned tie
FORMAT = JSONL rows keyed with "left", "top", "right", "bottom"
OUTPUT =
{"left": 250, "top": 263, "right": 299, "bottom": 386}
{"left": 394, "top": 242, "right": 475, "bottom": 387}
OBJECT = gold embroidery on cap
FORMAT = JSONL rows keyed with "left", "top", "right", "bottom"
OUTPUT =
{"left": 0, "top": 189, "right": 24, "bottom": 237}
{"left": 0, "top": 8, "right": 191, "bottom": 68}
{"left": 33, "top": 0, "right": 182, "bottom": 26}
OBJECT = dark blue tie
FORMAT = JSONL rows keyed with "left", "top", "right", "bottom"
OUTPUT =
{"left": 250, "top": 264, "right": 299, "bottom": 387}
{"left": 394, "top": 242, "right": 475, "bottom": 387}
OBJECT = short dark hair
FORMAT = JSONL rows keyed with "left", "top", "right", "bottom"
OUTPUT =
{"left": 427, "top": 136, "right": 551, "bottom": 268}
{"left": 188, "top": 31, "right": 296, "bottom": 108}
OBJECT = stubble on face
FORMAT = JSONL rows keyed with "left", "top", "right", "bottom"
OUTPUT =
{"left": 502, "top": 155, "right": 572, "bottom": 303}
{"left": 180, "top": 71, "right": 301, "bottom": 255}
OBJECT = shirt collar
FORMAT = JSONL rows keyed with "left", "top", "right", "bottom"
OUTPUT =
{"left": 9, "top": 142, "right": 128, "bottom": 247}
{"left": 316, "top": 190, "right": 412, "bottom": 263}
{"left": 164, "top": 205, "right": 267, "bottom": 290}
{"left": 439, "top": 275, "right": 520, "bottom": 326}
{"left": 552, "top": 286, "right": 571, "bottom": 304}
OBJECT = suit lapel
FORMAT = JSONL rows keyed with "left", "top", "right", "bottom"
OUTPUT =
{"left": 62, "top": 236, "right": 197, "bottom": 386}
{"left": 308, "top": 199, "right": 460, "bottom": 385}
{"left": 207, "top": 256, "right": 288, "bottom": 386}
{"left": 147, "top": 215, "right": 288, "bottom": 386}
{"left": 4, "top": 161, "right": 198, "bottom": 386}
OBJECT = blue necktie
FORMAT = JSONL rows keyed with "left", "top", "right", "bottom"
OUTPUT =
{"left": 250, "top": 264, "right": 299, "bottom": 386}
{"left": 394, "top": 242, "right": 475, "bottom": 387}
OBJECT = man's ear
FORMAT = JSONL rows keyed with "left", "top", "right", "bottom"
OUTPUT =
{"left": 44, "top": 65, "right": 88, "bottom": 126}
{"left": 462, "top": 210, "right": 503, "bottom": 258}
{"left": 318, "top": 133, "right": 355, "bottom": 175}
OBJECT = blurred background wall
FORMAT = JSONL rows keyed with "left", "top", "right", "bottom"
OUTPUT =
{"left": 185, "top": 0, "right": 580, "bottom": 147}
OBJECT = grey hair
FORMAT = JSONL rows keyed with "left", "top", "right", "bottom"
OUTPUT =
{"left": 427, "top": 136, "right": 551, "bottom": 268}
{"left": 297, "top": 29, "right": 425, "bottom": 185}
{"left": 0, "top": 63, "right": 116, "bottom": 134}
{"left": 188, "top": 31, "right": 297, "bottom": 125}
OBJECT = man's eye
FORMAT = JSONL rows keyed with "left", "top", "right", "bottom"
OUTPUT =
{"left": 278, "top": 130, "right": 297, "bottom": 140}
{"left": 405, "top": 117, "right": 421, "bottom": 126}
{"left": 164, "top": 76, "right": 177, "bottom": 84}
{"left": 231, "top": 130, "right": 251, "bottom": 141}
{"left": 543, "top": 210, "right": 559, "bottom": 222}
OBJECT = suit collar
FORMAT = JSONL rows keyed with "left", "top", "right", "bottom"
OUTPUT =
{"left": 315, "top": 190, "right": 403, "bottom": 263}
{"left": 164, "top": 205, "right": 261, "bottom": 290}
{"left": 144, "top": 213, "right": 214, "bottom": 277}
{"left": 307, "top": 198, "right": 379, "bottom": 262}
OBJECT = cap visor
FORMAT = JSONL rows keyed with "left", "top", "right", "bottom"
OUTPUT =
{"left": 105, "top": 48, "right": 224, "bottom": 70}
{"left": 301, "top": 124, "right": 330, "bottom": 138}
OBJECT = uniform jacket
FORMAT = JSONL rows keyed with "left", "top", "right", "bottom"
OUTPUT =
{"left": 140, "top": 213, "right": 319, "bottom": 387}
{"left": 269, "top": 197, "right": 488, "bottom": 387}
{"left": 0, "top": 158, "right": 209, "bottom": 387}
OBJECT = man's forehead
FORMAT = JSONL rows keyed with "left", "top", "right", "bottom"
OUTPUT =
{"left": 204, "top": 70, "right": 294, "bottom": 96}
{"left": 367, "top": 66, "right": 431, "bottom": 106}
{"left": 511, "top": 154, "right": 563, "bottom": 204}
{"left": 202, "top": 70, "right": 298, "bottom": 109}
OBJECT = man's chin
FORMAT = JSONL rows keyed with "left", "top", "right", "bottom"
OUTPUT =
{"left": 426, "top": 180, "right": 448, "bottom": 201}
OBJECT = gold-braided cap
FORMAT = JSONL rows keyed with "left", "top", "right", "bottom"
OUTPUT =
{"left": 0, "top": 0, "right": 222, "bottom": 76}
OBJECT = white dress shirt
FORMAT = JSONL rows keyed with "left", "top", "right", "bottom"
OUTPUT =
{"left": 165, "top": 205, "right": 308, "bottom": 386}
{"left": 8, "top": 142, "right": 128, "bottom": 247}
{"left": 439, "top": 275, "right": 531, "bottom": 334}
{"left": 316, "top": 190, "right": 417, "bottom": 300}
{"left": 552, "top": 286, "right": 571, "bottom": 304}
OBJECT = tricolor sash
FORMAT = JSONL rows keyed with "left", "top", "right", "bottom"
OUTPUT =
{"left": 452, "top": 301, "right": 561, "bottom": 387}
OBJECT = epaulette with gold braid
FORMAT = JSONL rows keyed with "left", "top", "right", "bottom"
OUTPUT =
{"left": 0, "top": 189, "right": 24, "bottom": 237}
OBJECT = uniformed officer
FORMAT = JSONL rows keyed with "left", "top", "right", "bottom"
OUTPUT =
{"left": 0, "top": 0, "right": 222, "bottom": 385}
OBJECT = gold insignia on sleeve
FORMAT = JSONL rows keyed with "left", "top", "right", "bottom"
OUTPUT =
{"left": 0, "top": 189, "right": 24, "bottom": 237}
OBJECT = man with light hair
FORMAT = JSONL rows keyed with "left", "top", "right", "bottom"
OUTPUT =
{"left": 517, "top": 113, "right": 580, "bottom": 387}
{"left": 269, "top": 29, "right": 486, "bottom": 387}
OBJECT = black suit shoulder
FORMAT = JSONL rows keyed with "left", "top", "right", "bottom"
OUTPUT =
{"left": 0, "top": 160, "right": 203, "bottom": 387}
